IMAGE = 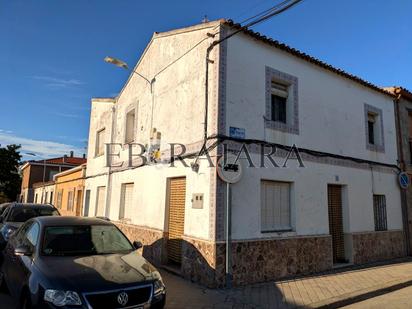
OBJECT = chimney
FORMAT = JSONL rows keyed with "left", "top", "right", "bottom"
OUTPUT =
{"left": 70, "top": 151, "right": 74, "bottom": 157}
{"left": 82, "top": 153, "right": 86, "bottom": 159}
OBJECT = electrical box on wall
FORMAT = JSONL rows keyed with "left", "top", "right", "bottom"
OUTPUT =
{"left": 192, "top": 193, "right": 204, "bottom": 209}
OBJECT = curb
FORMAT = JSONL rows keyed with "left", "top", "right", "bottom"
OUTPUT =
{"left": 309, "top": 278, "right": 412, "bottom": 308}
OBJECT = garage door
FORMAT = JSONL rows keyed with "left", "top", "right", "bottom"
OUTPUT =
{"left": 167, "top": 177, "right": 186, "bottom": 264}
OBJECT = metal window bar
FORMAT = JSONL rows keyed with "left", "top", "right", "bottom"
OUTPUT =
{"left": 373, "top": 195, "right": 387, "bottom": 231}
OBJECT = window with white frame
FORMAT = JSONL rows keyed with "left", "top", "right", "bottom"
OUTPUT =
{"left": 364, "top": 104, "right": 384, "bottom": 152}
{"left": 265, "top": 67, "right": 299, "bottom": 134}
{"left": 125, "top": 109, "right": 136, "bottom": 144}
{"left": 373, "top": 194, "right": 387, "bottom": 231}
{"left": 95, "top": 186, "right": 106, "bottom": 217}
{"left": 119, "top": 183, "right": 134, "bottom": 220}
{"left": 95, "top": 128, "right": 105, "bottom": 157}
{"left": 261, "top": 180, "right": 292, "bottom": 232}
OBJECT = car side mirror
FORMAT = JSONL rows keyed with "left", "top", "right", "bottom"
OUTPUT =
{"left": 133, "top": 241, "right": 143, "bottom": 250}
{"left": 14, "top": 245, "right": 32, "bottom": 257}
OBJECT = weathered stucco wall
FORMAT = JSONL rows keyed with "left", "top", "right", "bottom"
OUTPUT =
{"left": 54, "top": 166, "right": 86, "bottom": 216}
{"left": 222, "top": 31, "right": 403, "bottom": 241}
{"left": 85, "top": 21, "right": 224, "bottom": 242}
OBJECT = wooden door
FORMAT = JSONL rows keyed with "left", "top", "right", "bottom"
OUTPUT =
{"left": 328, "top": 185, "right": 345, "bottom": 263}
{"left": 167, "top": 177, "right": 186, "bottom": 264}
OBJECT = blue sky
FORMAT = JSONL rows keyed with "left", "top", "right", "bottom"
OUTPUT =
{"left": 1, "top": 0, "right": 411, "bottom": 160}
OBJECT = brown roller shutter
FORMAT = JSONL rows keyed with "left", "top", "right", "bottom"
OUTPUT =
{"left": 167, "top": 177, "right": 186, "bottom": 264}
{"left": 328, "top": 185, "right": 345, "bottom": 263}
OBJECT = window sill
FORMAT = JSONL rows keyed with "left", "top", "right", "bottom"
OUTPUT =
{"left": 264, "top": 119, "right": 299, "bottom": 135}
{"left": 366, "top": 143, "right": 385, "bottom": 153}
{"left": 261, "top": 228, "right": 294, "bottom": 234}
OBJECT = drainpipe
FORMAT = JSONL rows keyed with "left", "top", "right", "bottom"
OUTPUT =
{"left": 394, "top": 93, "right": 411, "bottom": 255}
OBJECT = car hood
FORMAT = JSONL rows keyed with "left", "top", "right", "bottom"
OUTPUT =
{"left": 36, "top": 251, "right": 160, "bottom": 292}
{"left": 4, "top": 222, "right": 23, "bottom": 230}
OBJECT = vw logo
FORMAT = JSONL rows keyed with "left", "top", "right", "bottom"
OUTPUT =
{"left": 117, "top": 291, "right": 129, "bottom": 306}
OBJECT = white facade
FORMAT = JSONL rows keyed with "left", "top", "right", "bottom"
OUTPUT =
{"left": 33, "top": 182, "right": 55, "bottom": 205}
{"left": 84, "top": 20, "right": 403, "bottom": 263}
{"left": 224, "top": 32, "right": 402, "bottom": 241}
{"left": 85, "top": 21, "right": 223, "bottom": 241}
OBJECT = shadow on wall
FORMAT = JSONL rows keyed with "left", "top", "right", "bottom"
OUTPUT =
{"left": 141, "top": 238, "right": 223, "bottom": 288}
{"left": 142, "top": 238, "right": 303, "bottom": 308}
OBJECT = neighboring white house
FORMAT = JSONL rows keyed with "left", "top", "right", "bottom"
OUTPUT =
{"left": 32, "top": 181, "right": 55, "bottom": 205}
{"left": 84, "top": 19, "right": 406, "bottom": 287}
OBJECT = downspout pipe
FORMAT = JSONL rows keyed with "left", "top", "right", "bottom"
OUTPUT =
{"left": 394, "top": 93, "right": 411, "bottom": 255}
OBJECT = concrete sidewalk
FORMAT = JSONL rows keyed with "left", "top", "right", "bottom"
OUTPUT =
{"left": 164, "top": 258, "right": 412, "bottom": 308}
{"left": 2, "top": 259, "right": 412, "bottom": 308}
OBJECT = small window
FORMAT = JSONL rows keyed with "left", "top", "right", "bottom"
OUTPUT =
{"left": 271, "top": 81, "right": 288, "bottom": 123}
{"left": 26, "top": 223, "right": 40, "bottom": 246}
{"left": 368, "top": 113, "right": 376, "bottom": 145}
{"left": 261, "top": 180, "right": 292, "bottom": 232}
{"left": 125, "top": 109, "right": 136, "bottom": 144}
{"left": 49, "top": 170, "right": 59, "bottom": 181}
{"left": 364, "top": 104, "right": 384, "bottom": 152}
{"left": 34, "top": 193, "right": 38, "bottom": 204}
{"left": 119, "top": 183, "right": 134, "bottom": 220}
{"left": 50, "top": 191, "right": 54, "bottom": 204}
{"left": 95, "top": 128, "right": 105, "bottom": 157}
{"left": 373, "top": 195, "right": 387, "bottom": 231}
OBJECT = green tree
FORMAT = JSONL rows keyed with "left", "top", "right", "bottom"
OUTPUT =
{"left": 0, "top": 144, "right": 22, "bottom": 202}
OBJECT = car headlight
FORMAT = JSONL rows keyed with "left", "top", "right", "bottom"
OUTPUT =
{"left": 44, "top": 290, "right": 82, "bottom": 306}
{"left": 153, "top": 279, "right": 165, "bottom": 296}
{"left": 1, "top": 227, "right": 16, "bottom": 241}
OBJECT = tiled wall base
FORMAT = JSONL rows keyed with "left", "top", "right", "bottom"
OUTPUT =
{"left": 351, "top": 230, "right": 406, "bottom": 264}
{"left": 112, "top": 223, "right": 407, "bottom": 288}
{"left": 115, "top": 222, "right": 165, "bottom": 265}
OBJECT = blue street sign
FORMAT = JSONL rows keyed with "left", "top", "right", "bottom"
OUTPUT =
{"left": 399, "top": 172, "right": 410, "bottom": 189}
{"left": 229, "top": 127, "right": 245, "bottom": 139}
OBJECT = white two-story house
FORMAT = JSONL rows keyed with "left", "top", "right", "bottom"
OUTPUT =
{"left": 84, "top": 19, "right": 406, "bottom": 287}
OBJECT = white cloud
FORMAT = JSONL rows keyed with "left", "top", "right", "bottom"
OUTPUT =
{"left": 50, "top": 111, "right": 84, "bottom": 119}
{"left": 0, "top": 132, "right": 85, "bottom": 159}
{"left": 31, "top": 75, "right": 85, "bottom": 88}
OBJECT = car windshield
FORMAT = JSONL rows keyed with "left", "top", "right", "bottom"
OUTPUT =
{"left": 8, "top": 207, "right": 59, "bottom": 222}
{"left": 42, "top": 225, "right": 134, "bottom": 256}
